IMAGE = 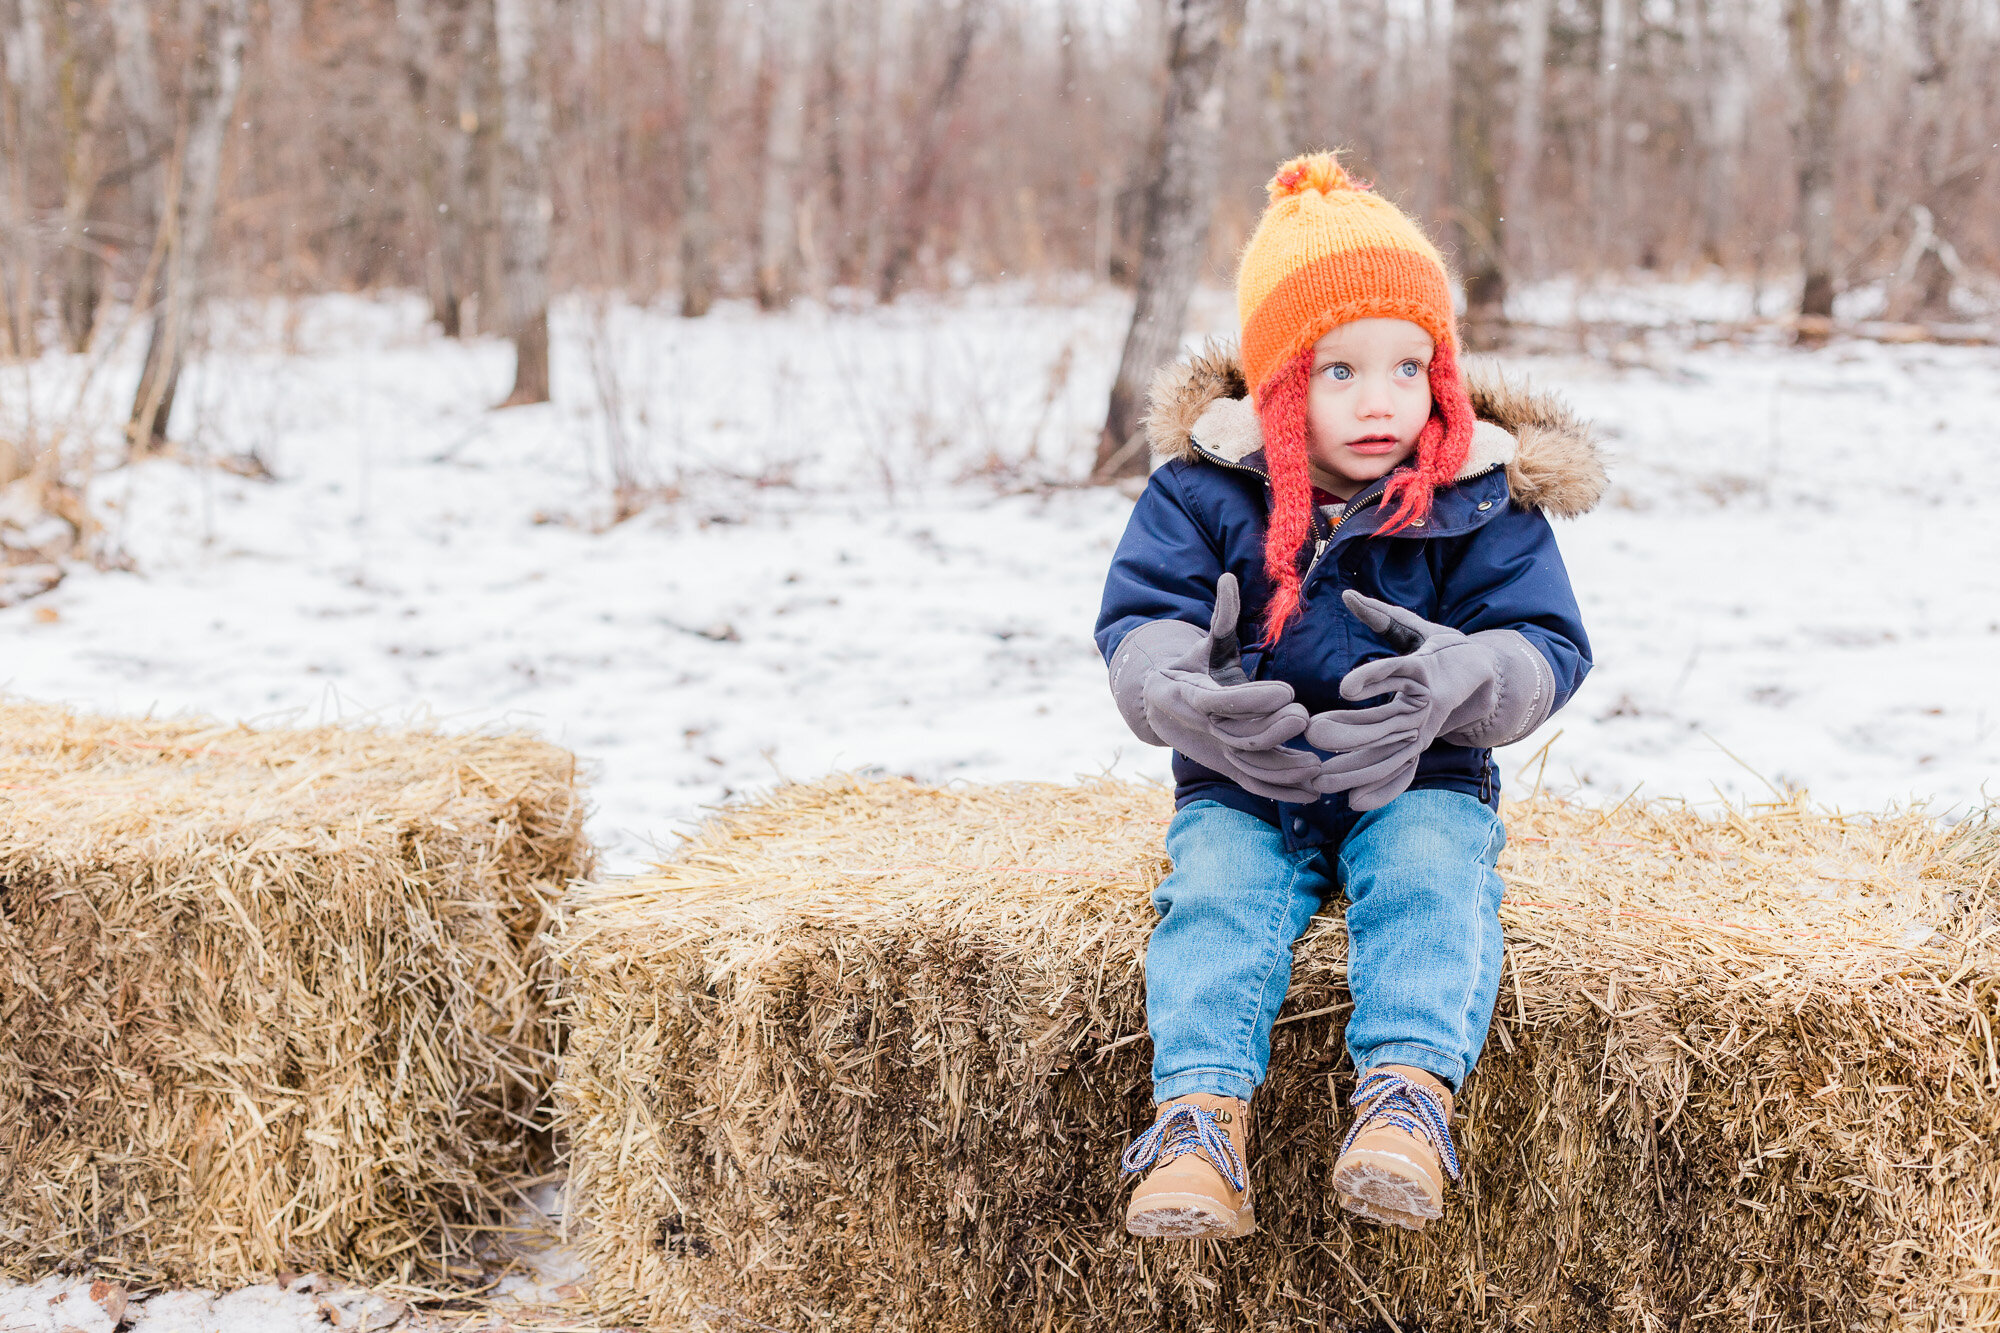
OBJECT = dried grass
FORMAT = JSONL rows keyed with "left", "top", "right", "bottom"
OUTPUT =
{"left": 0, "top": 698, "right": 594, "bottom": 1286}
{"left": 555, "top": 775, "right": 2000, "bottom": 1332}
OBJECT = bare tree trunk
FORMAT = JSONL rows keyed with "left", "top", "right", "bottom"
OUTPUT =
{"left": 447, "top": 0, "right": 496, "bottom": 337}
{"left": 494, "top": 0, "right": 551, "bottom": 404}
{"left": 108, "top": 0, "right": 165, "bottom": 228}
{"left": 1787, "top": 0, "right": 1845, "bottom": 329}
{"left": 56, "top": 67, "right": 117, "bottom": 353}
{"left": 824, "top": 0, "right": 870, "bottom": 287}
{"left": 395, "top": 0, "right": 455, "bottom": 334}
{"left": 1093, "top": 0, "right": 1247, "bottom": 484}
{"left": 1450, "top": 0, "right": 1508, "bottom": 348}
{"left": 875, "top": 1, "right": 981, "bottom": 302}
{"left": 1342, "top": 0, "right": 1389, "bottom": 171}
{"left": 46, "top": 1, "right": 116, "bottom": 353}
{"left": 1886, "top": 0, "right": 1961, "bottom": 322}
{"left": 756, "top": 0, "right": 810, "bottom": 309}
{"left": 1, "top": 0, "right": 49, "bottom": 359}
{"left": 680, "top": 0, "right": 720, "bottom": 317}
{"left": 1686, "top": 0, "right": 1746, "bottom": 266}
{"left": 1258, "top": 0, "right": 1312, "bottom": 153}
{"left": 105, "top": 0, "right": 164, "bottom": 355}
{"left": 797, "top": 0, "right": 838, "bottom": 299}
{"left": 1509, "top": 0, "right": 1552, "bottom": 272}
{"left": 12, "top": 0, "right": 47, "bottom": 94}
{"left": 127, "top": 0, "right": 249, "bottom": 453}
{"left": 0, "top": 112, "right": 27, "bottom": 360}
{"left": 107, "top": 0, "right": 163, "bottom": 139}
{"left": 1593, "top": 0, "right": 1625, "bottom": 270}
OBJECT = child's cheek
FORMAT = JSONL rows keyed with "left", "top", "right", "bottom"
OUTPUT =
{"left": 1404, "top": 387, "right": 1433, "bottom": 446}
{"left": 1306, "top": 386, "right": 1344, "bottom": 446}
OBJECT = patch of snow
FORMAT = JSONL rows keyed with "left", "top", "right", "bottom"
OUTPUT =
{"left": 3, "top": 282, "right": 1997, "bottom": 877}
{"left": 1504, "top": 270, "right": 1998, "bottom": 329}
{"left": 0, "top": 1279, "right": 402, "bottom": 1333}
{"left": 0, "top": 1278, "right": 123, "bottom": 1333}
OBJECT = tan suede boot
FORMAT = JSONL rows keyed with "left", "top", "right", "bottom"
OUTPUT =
{"left": 1122, "top": 1093, "right": 1254, "bottom": 1238}
{"left": 1331, "top": 1065, "right": 1459, "bottom": 1230}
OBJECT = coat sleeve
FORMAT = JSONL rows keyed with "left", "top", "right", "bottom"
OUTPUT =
{"left": 1432, "top": 503, "right": 1593, "bottom": 716}
{"left": 1094, "top": 464, "right": 1226, "bottom": 664}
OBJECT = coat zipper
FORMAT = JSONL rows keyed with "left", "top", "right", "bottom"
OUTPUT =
{"left": 1302, "top": 482, "right": 1388, "bottom": 583}
{"left": 1182, "top": 441, "right": 1409, "bottom": 584}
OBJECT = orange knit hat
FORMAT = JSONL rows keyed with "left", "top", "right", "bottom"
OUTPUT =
{"left": 1236, "top": 151, "right": 1475, "bottom": 640}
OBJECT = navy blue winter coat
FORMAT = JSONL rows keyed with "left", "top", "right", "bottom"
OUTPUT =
{"left": 1095, "top": 345, "right": 1606, "bottom": 851}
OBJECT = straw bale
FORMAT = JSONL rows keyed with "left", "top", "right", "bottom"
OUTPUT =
{"left": 0, "top": 698, "right": 593, "bottom": 1286}
{"left": 555, "top": 776, "right": 2000, "bottom": 1332}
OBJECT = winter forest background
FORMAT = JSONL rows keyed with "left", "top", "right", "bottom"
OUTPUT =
{"left": 1, "top": 0, "right": 1997, "bottom": 874}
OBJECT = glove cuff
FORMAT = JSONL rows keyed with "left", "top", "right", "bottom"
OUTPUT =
{"left": 1107, "top": 618, "right": 1205, "bottom": 747}
{"left": 1442, "top": 630, "right": 1557, "bottom": 748}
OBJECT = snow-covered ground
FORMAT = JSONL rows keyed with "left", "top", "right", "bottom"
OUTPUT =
{"left": 3, "top": 276, "right": 1996, "bottom": 878}
{"left": 2, "top": 273, "right": 1997, "bottom": 1319}
{"left": 0, "top": 1257, "right": 584, "bottom": 1333}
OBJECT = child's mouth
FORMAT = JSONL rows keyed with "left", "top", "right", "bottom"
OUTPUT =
{"left": 1344, "top": 435, "right": 1402, "bottom": 456}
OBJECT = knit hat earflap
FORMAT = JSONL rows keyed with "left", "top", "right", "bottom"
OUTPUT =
{"left": 1235, "top": 152, "right": 1476, "bottom": 642}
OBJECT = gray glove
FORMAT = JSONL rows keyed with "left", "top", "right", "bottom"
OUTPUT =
{"left": 1304, "top": 590, "right": 1557, "bottom": 811}
{"left": 1107, "top": 573, "right": 1324, "bottom": 805}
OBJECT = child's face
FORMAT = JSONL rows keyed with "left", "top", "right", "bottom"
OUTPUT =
{"left": 1304, "top": 318, "right": 1435, "bottom": 498}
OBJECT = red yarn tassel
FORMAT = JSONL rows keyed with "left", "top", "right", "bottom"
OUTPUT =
{"left": 1255, "top": 349, "right": 1316, "bottom": 646}
{"left": 1378, "top": 337, "right": 1475, "bottom": 535}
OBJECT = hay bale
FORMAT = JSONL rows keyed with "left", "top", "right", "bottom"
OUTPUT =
{"left": 555, "top": 776, "right": 2000, "bottom": 1332}
{"left": 0, "top": 699, "right": 593, "bottom": 1285}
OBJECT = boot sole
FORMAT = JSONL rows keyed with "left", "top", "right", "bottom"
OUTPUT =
{"left": 1338, "top": 1190, "right": 1428, "bottom": 1230}
{"left": 1332, "top": 1152, "right": 1441, "bottom": 1230}
{"left": 1125, "top": 1189, "right": 1256, "bottom": 1239}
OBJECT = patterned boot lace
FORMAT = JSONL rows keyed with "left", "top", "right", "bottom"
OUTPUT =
{"left": 1119, "top": 1102, "right": 1247, "bottom": 1192}
{"left": 1339, "top": 1071, "right": 1461, "bottom": 1182}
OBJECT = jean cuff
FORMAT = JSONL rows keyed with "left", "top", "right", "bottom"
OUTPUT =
{"left": 1153, "top": 1067, "right": 1258, "bottom": 1104}
{"left": 1355, "top": 1042, "right": 1467, "bottom": 1093}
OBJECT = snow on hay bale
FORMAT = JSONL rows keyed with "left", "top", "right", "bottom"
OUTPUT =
{"left": 0, "top": 699, "right": 592, "bottom": 1285}
{"left": 555, "top": 776, "right": 2000, "bottom": 1332}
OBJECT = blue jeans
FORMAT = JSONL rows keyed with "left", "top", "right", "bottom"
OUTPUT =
{"left": 1145, "top": 791, "right": 1507, "bottom": 1103}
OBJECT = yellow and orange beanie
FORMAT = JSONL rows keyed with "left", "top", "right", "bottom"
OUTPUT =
{"left": 1236, "top": 151, "right": 1476, "bottom": 638}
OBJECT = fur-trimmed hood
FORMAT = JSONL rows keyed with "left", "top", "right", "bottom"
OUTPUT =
{"left": 1142, "top": 340, "right": 1607, "bottom": 519}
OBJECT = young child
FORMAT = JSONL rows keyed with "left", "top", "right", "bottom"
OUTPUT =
{"left": 1095, "top": 152, "right": 1604, "bottom": 1237}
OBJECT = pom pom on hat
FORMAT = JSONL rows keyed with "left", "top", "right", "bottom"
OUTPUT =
{"left": 1266, "top": 152, "right": 1357, "bottom": 202}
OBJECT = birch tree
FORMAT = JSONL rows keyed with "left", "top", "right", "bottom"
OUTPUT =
{"left": 1449, "top": 0, "right": 1509, "bottom": 347}
{"left": 756, "top": 0, "right": 811, "bottom": 309}
{"left": 107, "top": 0, "right": 164, "bottom": 230}
{"left": 1093, "top": 0, "right": 1247, "bottom": 484}
{"left": 1257, "top": 0, "right": 1314, "bottom": 154}
{"left": 38, "top": 0, "right": 113, "bottom": 352}
{"left": 1788, "top": 0, "right": 1846, "bottom": 326}
{"left": 680, "top": 0, "right": 720, "bottom": 317}
{"left": 1, "top": 0, "right": 49, "bottom": 358}
{"left": 1685, "top": 0, "right": 1749, "bottom": 266}
{"left": 127, "top": 0, "right": 249, "bottom": 452}
{"left": 1341, "top": 0, "right": 1389, "bottom": 170}
{"left": 1509, "top": 0, "right": 1552, "bottom": 270}
{"left": 447, "top": 0, "right": 496, "bottom": 337}
{"left": 495, "top": 0, "right": 552, "bottom": 404}
{"left": 1594, "top": 0, "right": 1626, "bottom": 268}
{"left": 1886, "top": 0, "right": 1965, "bottom": 321}
{"left": 395, "top": 0, "right": 456, "bottom": 334}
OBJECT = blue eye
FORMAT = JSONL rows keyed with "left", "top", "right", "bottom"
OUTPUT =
{"left": 1396, "top": 360, "right": 1423, "bottom": 378}
{"left": 1322, "top": 363, "right": 1352, "bottom": 381}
